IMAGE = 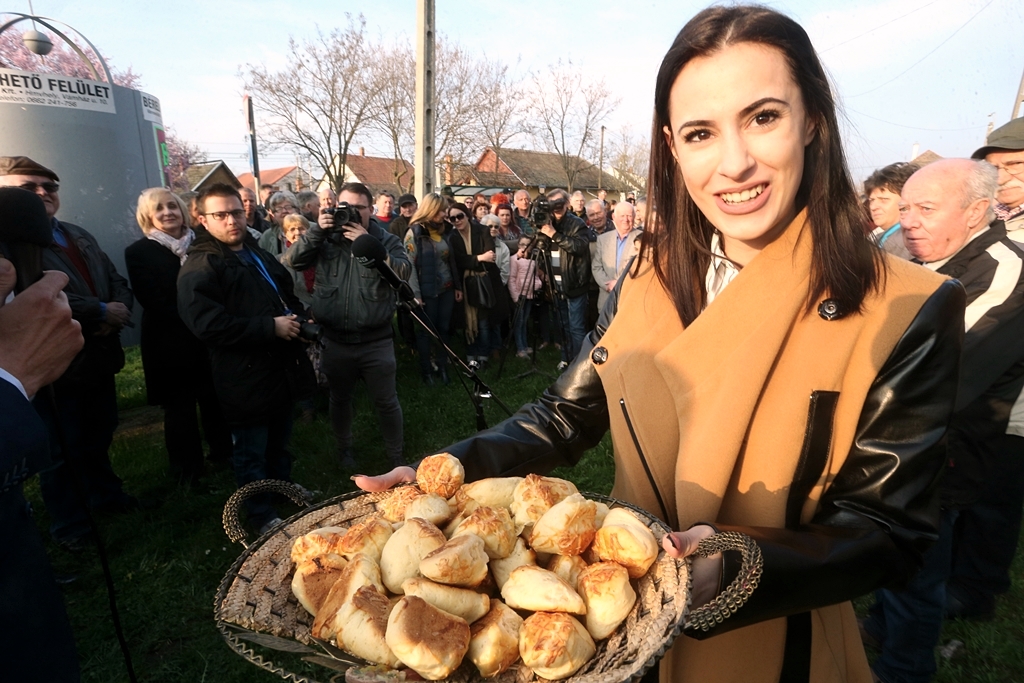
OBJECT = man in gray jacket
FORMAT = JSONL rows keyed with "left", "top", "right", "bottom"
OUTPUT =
{"left": 283, "top": 182, "right": 411, "bottom": 469}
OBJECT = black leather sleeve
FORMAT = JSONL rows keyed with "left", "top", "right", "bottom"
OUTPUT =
{"left": 443, "top": 277, "right": 622, "bottom": 482}
{"left": 691, "top": 278, "right": 966, "bottom": 637}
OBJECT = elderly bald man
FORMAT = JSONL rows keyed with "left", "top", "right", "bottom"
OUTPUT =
{"left": 863, "top": 158, "right": 1024, "bottom": 683}
{"left": 591, "top": 201, "right": 641, "bottom": 311}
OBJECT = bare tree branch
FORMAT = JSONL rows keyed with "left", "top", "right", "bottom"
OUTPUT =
{"left": 367, "top": 41, "right": 416, "bottom": 193}
{"left": 477, "top": 58, "right": 525, "bottom": 176}
{"left": 609, "top": 125, "right": 650, "bottom": 194}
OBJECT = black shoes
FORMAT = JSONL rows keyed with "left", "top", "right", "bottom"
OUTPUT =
{"left": 945, "top": 591, "right": 995, "bottom": 621}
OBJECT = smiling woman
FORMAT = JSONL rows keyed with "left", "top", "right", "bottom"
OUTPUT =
{"left": 356, "top": 6, "right": 967, "bottom": 683}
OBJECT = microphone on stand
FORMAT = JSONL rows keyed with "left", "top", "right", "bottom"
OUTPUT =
{"left": 351, "top": 233, "right": 418, "bottom": 306}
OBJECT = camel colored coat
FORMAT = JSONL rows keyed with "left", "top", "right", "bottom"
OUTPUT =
{"left": 593, "top": 212, "right": 950, "bottom": 683}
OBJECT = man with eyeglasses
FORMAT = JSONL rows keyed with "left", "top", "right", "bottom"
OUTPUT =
{"left": 973, "top": 117, "right": 1024, "bottom": 246}
{"left": 283, "top": 182, "right": 411, "bottom": 471}
{"left": 178, "top": 183, "right": 315, "bottom": 535}
{"left": 0, "top": 155, "right": 141, "bottom": 551}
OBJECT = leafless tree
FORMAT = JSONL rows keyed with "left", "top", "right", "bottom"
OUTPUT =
{"left": 528, "top": 60, "right": 618, "bottom": 192}
{"left": 476, "top": 58, "right": 525, "bottom": 176}
{"left": 368, "top": 41, "right": 416, "bottom": 193}
{"left": 242, "top": 15, "right": 383, "bottom": 193}
{"left": 609, "top": 125, "right": 650, "bottom": 194}
{"left": 434, "top": 37, "right": 486, "bottom": 171}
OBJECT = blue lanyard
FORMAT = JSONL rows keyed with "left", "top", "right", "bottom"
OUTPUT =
{"left": 878, "top": 224, "right": 901, "bottom": 246}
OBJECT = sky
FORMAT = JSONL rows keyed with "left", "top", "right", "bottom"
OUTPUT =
{"left": 9, "top": 0, "right": 1024, "bottom": 185}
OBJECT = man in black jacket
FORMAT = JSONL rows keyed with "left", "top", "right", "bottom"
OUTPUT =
{"left": 863, "top": 159, "right": 1024, "bottom": 683}
{"left": 178, "top": 183, "right": 315, "bottom": 533}
{"left": 0, "top": 156, "right": 140, "bottom": 550}
{"left": 537, "top": 188, "right": 591, "bottom": 367}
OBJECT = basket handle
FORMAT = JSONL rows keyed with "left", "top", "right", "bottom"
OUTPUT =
{"left": 684, "top": 531, "right": 763, "bottom": 632}
{"left": 222, "top": 479, "right": 314, "bottom": 547}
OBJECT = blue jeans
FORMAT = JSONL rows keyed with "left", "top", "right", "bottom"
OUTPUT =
{"left": 230, "top": 414, "right": 294, "bottom": 529}
{"left": 864, "top": 509, "right": 958, "bottom": 683}
{"left": 415, "top": 290, "right": 455, "bottom": 375}
{"left": 558, "top": 293, "right": 588, "bottom": 362}
{"left": 513, "top": 298, "right": 534, "bottom": 352}
{"left": 467, "top": 316, "right": 493, "bottom": 359}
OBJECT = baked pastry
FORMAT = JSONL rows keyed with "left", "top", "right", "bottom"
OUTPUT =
{"left": 311, "top": 553, "right": 385, "bottom": 640}
{"left": 401, "top": 576, "right": 490, "bottom": 624}
{"left": 452, "top": 505, "right": 517, "bottom": 559}
{"left": 592, "top": 508, "right": 659, "bottom": 579}
{"left": 529, "top": 493, "right": 598, "bottom": 556}
{"left": 594, "top": 501, "right": 610, "bottom": 529}
{"left": 519, "top": 612, "right": 596, "bottom": 680}
{"left": 291, "top": 553, "right": 349, "bottom": 616}
{"left": 290, "top": 527, "right": 348, "bottom": 566}
{"left": 377, "top": 486, "right": 425, "bottom": 523}
{"left": 577, "top": 561, "right": 637, "bottom": 639}
{"left": 334, "top": 586, "right": 401, "bottom": 667}
{"left": 403, "top": 493, "right": 452, "bottom": 526}
{"left": 490, "top": 537, "right": 537, "bottom": 590}
{"left": 547, "top": 554, "right": 588, "bottom": 593}
{"left": 385, "top": 595, "right": 470, "bottom": 680}
{"left": 510, "top": 474, "right": 578, "bottom": 533}
{"left": 337, "top": 515, "right": 394, "bottom": 565}
{"left": 380, "top": 517, "right": 447, "bottom": 594}
{"left": 467, "top": 600, "right": 524, "bottom": 678}
{"left": 500, "top": 565, "right": 586, "bottom": 615}
{"left": 419, "top": 533, "right": 490, "bottom": 588}
{"left": 416, "top": 453, "right": 465, "bottom": 500}
{"left": 459, "top": 476, "right": 523, "bottom": 512}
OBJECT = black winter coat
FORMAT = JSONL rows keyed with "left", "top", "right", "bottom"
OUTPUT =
{"left": 176, "top": 231, "right": 314, "bottom": 427}
{"left": 544, "top": 211, "right": 592, "bottom": 298}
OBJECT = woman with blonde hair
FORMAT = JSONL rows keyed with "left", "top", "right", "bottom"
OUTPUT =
{"left": 124, "top": 188, "right": 231, "bottom": 483}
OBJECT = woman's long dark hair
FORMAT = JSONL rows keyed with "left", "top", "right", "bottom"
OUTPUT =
{"left": 640, "top": 5, "right": 884, "bottom": 325}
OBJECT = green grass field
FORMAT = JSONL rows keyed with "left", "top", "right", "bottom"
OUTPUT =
{"left": 22, "top": 344, "right": 1024, "bottom": 682}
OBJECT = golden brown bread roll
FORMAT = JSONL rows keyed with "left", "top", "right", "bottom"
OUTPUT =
{"left": 490, "top": 537, "right": 538, "bottom": 590}
{"left": 380, "top": 517, "right": 447, "bottom": 594}
{"left": 529, "top": 493, "right": 598, "bottom": 556}
{"left": 594, "top": 501, "right": 610, "bottom": 528}
{"left": 467, "top": 600, "right": 524, "bottom": 678}
{"left": 336, "top": 515, "right": 394, "bottom": 565}
{"left": 592, "top": 508, "right": 659, "bottom": 579}
{"left": 403, "top": 493, "right": 452, "bottom": 526}
{"left": 385, "top": 595, "right": 470, "bottom": 680}
{"left": 416, "top": 453, "right": 465, "bottom": 499}
{"left": 333, "top": 586, "right": 401, "bottom": 667}
{"left": 547, "top": 554, "right": 588, "bottom": 593}
{"left": 452, "top": 505, "right": 517, "bottom": 559}
{"left": 500, "top": 565, "right": 586, "bottom": 615}
{"left": 401, "top": 576, "right": 490, "bottom": 624}
{"left": 419, "top": 533, "right": 490, "bottom": 588}
{"left": 577, "top": 561, "right": 637, "bottom": 639}
{"left": 519, "top": 612, "right": 596, "bottom": 680}
{"left": 377, "top": 486, "right": 425, "bottom": 523}
{"left": 459, "top": 477, "right": 523, "bottom": 512}
{"left": 311, "top": 553, "right": 385, "bottom": 640}
{"left": 510, "top": 474, "right": 578, "bottom": 533}
{"left": 290, "top": 527, "right": 348, "bottom": 566}
{"left": 291, "top": 553, "right": 349, "bottom": 616}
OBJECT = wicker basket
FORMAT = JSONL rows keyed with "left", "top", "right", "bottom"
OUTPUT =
{"left": 214, "top": 480, "right": 760, "bottom": 683}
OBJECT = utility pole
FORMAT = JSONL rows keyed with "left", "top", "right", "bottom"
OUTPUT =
{"left": 1012, "top": 64, "right": 1024, "bottom": 120}
{"left": 415, "top": 0, "right": 436, "bottom": 198}
{"left": 598, "top": 125, "right": 605, "bottom": 190}
{"left": 243, "top": 95, "right": 261, "bottom": 202}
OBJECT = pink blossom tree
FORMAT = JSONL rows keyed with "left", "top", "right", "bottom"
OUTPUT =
{"left": 0, "top": 24, "right": 142, "bottom": 88}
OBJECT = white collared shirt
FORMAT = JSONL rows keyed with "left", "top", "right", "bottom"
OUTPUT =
{"left": 705, "top": 232, "right": 741, "bottom": 308}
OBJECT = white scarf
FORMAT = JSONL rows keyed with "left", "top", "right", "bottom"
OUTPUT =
{"left": 147, "top": 227, "right": 195, "bottom": 265}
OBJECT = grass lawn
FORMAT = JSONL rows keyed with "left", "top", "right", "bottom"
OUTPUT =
{"left": 22, "top": 344, "right": 1024, "bottom": 682}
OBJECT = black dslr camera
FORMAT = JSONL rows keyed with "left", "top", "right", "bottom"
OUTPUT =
{"left": 297, "top": 320, "right": 324, "bottom": 343}
{"left": 322, "top": 201, "right": 359, "bottom": 226}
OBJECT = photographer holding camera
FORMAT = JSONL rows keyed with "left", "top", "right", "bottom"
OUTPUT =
{"left": 534, "top": 188, "right": 591, "bottom": 367}
{"left": 178, "top": 183, "right": 315, "bottom": 534}
{"left": 282, "top": 182, "right": 411, "bottom": 471}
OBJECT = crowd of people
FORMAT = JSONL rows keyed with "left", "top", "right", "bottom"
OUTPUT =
{"left": 1, "top": 4, "right": 1024, "bottom": 681}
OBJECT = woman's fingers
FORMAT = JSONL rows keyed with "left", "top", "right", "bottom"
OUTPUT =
{"left": 661, "top": 524, "right": 717, "bottom": 558}
{"left": 351, "top": 466, "right": 416, "bottom": 492}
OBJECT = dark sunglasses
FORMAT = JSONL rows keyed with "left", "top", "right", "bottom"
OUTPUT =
{"left": 449, "top": 213, "right": 466, "bottom": 221}
{"left": 18, "top": 181, "right": 59, "bottom": 194}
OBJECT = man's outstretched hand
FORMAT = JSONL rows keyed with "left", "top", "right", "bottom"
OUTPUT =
{"left": 351, "top": 466, "right": 416, "bottom": 492}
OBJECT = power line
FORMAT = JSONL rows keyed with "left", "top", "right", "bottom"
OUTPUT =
{"left": 846, "top": 107, "right": 986, "bottom": 132}
{"left": 848, "top": 0, "right": 997, "bottom": 98}
{"left": 820, "top": 0, "right": 942, "bottom": 53}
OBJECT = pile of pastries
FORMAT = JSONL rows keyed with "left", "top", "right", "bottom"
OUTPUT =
{"left": 289, "top": 454, "right": 660, "bottom": 681}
